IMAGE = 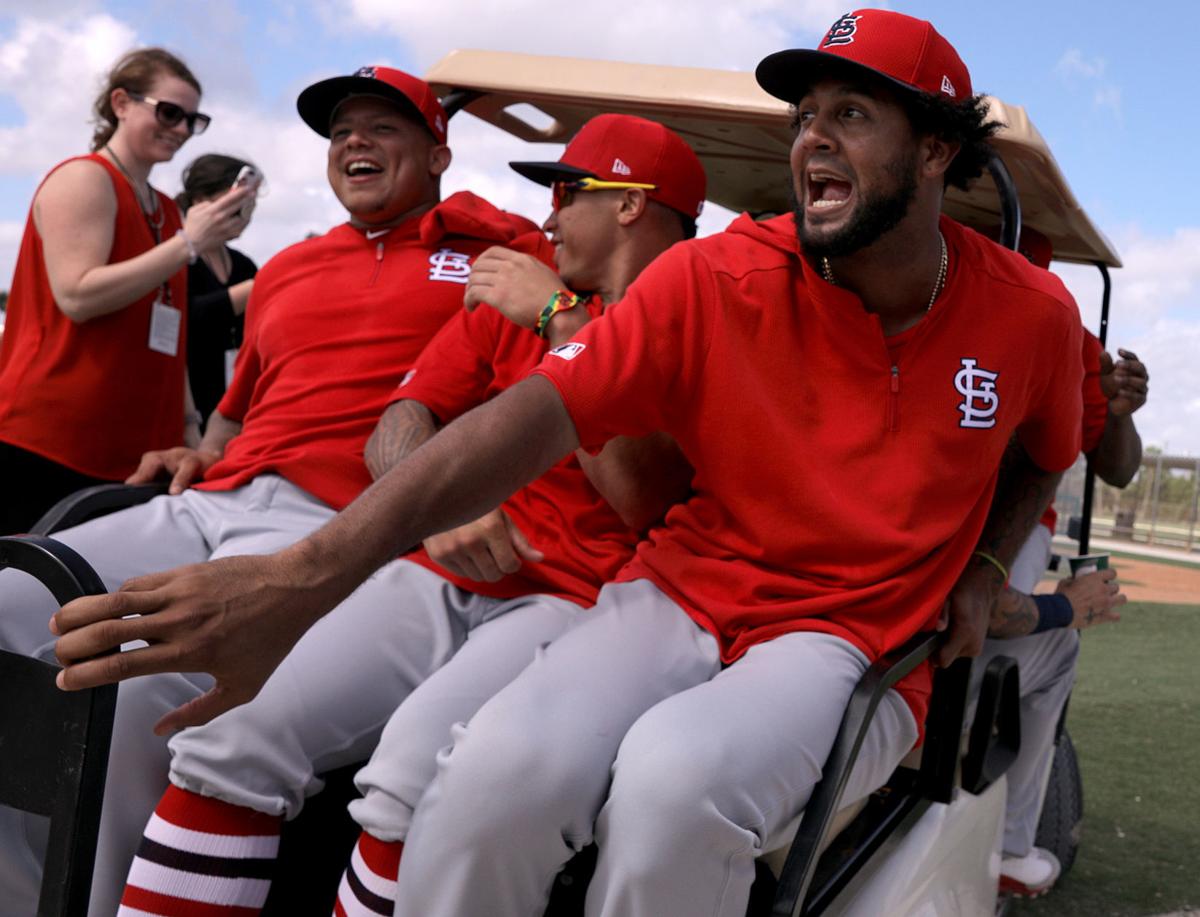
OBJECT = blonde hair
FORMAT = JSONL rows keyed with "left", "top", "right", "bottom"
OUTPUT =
{"left": 90, "top": 48, "right": 202, "bottom": 152}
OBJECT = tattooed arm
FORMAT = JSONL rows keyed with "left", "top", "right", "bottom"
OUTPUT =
{"left": 937, "top": 438, "right": 1064, "bottom": 665}
{"left": 365, "top": 400, "right": 439, "bottom": 480}
{"left": 989, "top": 568, "right": 1125, "bottom": 637}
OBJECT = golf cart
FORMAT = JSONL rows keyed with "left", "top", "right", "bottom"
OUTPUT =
{"left": 0, "top": 49, "right": 1120, "bottom": 917}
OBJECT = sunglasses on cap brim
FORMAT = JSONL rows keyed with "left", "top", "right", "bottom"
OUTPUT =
{"left": 127, "top": 91, "right": 212, "bottom": 136}
{"left": 551, "top": 176, "right": 657, "bottom": 211}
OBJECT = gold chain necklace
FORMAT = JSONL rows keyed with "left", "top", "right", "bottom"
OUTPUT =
{"left": 820, "top": 231, "right": 948, "bottom": 313}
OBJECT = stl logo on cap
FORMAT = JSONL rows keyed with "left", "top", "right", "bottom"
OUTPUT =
{"left": 823, "top": 13, "right": 862, "bottom": 46}
{"left": 355, "top": 66, "right": 377, "bottom": 79}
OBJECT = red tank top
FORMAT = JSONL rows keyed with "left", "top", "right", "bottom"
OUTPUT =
{"left": 0, "top": 154, "right": 187, "bottom": 479}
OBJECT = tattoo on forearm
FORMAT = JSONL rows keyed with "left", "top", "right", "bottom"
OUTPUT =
{"left": 990, "top": 586, "right": 1038, "bottom": 638}
{"left": 365, "top": 401, "right": 438, "bottom": 479}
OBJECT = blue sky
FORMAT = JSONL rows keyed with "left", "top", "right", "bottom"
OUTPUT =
{"left": 1, "top": 0, "right": 1197, "bottom": 452}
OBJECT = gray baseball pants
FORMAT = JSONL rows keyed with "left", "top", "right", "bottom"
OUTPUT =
{"left": 390, "top": 579, "right": 919, "bottom": 917}
{"left": 0, "top": 475, "right": 579, "bottom": 916}
{"left": 975, "top": 524, "right": 1079, "bottom": 857}
{"left": 0, "top": 475, "right": 330, "bottom": 916}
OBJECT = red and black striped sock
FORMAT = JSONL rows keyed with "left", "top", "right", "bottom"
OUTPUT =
{"left": 118, "top": 784, "right": 281, "bottom": 916}
{"left": 332, "top": 831, "right": 403, "bottom": 916}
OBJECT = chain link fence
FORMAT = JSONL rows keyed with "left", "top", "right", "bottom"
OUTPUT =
{"left": 1053, "top": 452, "right": 1200, "bottom": 552}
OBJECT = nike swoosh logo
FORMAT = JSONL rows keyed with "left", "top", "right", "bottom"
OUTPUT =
{"left": 365, "top": 229, "right": 391, "bottom": 240}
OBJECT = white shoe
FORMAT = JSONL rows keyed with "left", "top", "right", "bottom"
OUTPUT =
{"left": 999, "top": 847, "right": 1062, "bottom": 898}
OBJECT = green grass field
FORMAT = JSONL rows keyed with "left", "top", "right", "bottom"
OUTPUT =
{"left": 1013, "top": 601, "right": 1200, "bottom": 917}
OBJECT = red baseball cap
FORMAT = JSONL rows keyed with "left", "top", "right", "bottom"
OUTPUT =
{"left": 509, "top": 114, "right": 706, "bottom": 219}
{"left": 297, "top": 66, "right": 448, "bottom": 144}
{"left": 756, "top": 9, "right": 971, "bottom": 105}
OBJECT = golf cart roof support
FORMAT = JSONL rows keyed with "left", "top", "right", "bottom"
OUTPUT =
{"left": 987, "top": 152, "right": 1021, "bottom": 251}
{"left": 1077, "top": 262, "right": 1113, "bottom": 556}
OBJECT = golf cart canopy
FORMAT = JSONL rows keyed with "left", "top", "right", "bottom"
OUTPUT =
{"left": 426, "top": 49, "right": 1121, "bottom": 268}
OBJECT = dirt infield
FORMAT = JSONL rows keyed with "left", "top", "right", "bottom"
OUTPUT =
{"left": 1040, "top": 555, "right": 1200, "bottom": 605}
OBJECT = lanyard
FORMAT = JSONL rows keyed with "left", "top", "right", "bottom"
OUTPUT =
{"left": 104, "top": 146, "right": 173, "bottom": 307}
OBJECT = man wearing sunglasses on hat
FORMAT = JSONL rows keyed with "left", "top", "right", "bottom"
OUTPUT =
{"left": 55, "top": 11, "right": 1087, "bottom": 915}
{"left": 0, "top": 64, "right": 546, "bottom": 916}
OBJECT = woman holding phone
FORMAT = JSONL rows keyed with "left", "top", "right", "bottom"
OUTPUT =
{"left": 175, "top": 154, "right": 261, "bottom": 429}
{"left": 0, "top": 47, "right": 250, "bottom": 533}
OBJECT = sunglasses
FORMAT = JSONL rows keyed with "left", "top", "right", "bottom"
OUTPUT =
{"left": 551, "top": 176, "right": 657, "bottom": 211}
{"left": 127, "top": 91, "right": 211, "bottom": 136}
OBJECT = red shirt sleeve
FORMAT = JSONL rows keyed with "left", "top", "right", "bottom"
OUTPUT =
{"left": 393, "top": 307, "right": 498, "bottom": 424}
{"left": 533, "top": 243, "right": 713, "bottom": 450}
{"left": 1015, "top": 291, "right": 1084, "bottom": 473}
{"left": 1080, "top": 330, "right": 1108, "bottom": 454}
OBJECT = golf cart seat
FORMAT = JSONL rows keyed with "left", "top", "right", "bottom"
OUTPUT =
{"left": 0, "top": 535, "right": 113, "bottom": 917}
{"left": 10, "top": 481, "right": 361, "bottom": 916}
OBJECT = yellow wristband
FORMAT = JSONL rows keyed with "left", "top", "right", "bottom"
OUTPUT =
{"left": 972, "top": 550, "right": 1008, "bottom": 584}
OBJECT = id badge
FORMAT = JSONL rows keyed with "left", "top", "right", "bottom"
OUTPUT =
{"left": 224, "top": 347, "right": 239, "bottom": 387}
{"left": 148, "top": 300, "right": 182, "bottom": 357}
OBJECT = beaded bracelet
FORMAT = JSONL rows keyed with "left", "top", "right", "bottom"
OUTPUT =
{"left": 972, "top": 550, "right": 1009, "bottom": 584}
{"left": 535, "top": 290, "right": 583, "bottom": 338}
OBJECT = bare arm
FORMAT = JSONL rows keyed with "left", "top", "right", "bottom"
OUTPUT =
{"left": 939, "top": 439, "right": 1063, "bottom": 665}
{"left": 576, "top": 434, "right": 693, "bottom": 530}
{"left": 52, "top": 376, "right": 578, "bottom": 730}
{"left": 227, "top": 279, "right": 254, "bottom": 316}
{"left": 1087, "top": 349, "right": 1147, "bottom": 488}
{"left": 989, "top": 568, "right": 1125, "bottom": 638}
{"left": 125, "top": 409, "right": 243, "bottom": 493}
{"left": 466, "top": 248, "right": 692, "bottom": 529}
{"left": 35, "top": 161, "right": 251, "bottom": 322}
{"left": 364, "top": 399, "right": 438, "bottom": 480}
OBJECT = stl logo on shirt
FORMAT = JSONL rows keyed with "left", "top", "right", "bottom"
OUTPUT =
{"left": 954, "top": 358, "right": 1000, "bottom": 428}
{"left": 549, "top": 342, "right": 587, "bottom": 361}
{"left": 428, "top": 248, "right": 471, "bottom": 284}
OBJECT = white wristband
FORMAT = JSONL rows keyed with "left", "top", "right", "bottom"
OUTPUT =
{"left": 177, "top": 228, "right": 198, "bottom": 265}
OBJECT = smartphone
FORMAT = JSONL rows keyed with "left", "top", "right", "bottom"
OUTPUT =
{"left": 233, "top": 165, "right": 262, "bottom": 194}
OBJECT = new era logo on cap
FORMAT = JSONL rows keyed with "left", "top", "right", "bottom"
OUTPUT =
{"left": 612, "top": 158, "right": 632, "bottom": 176}
{"left": 940, "top": 75, "right": 956, "bottom": 97}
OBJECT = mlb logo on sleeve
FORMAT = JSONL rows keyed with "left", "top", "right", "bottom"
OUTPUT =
{"left": 549, "top": 342, "right": 587, "bottom": 361}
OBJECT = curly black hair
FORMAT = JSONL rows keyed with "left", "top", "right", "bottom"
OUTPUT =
{"left": 897, "top": 90, "right": 999, "bottom": 190}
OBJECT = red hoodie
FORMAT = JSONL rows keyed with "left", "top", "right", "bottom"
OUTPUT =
{"left": 198, "top": 191, "right": 541, "bottom": 511}
{"left": 535, "top": 212, "right": 1083, "bottom": 728}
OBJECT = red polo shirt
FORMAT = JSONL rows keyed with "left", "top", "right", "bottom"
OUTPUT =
{"left": 399, "top": 294, "right": 641, "bottom": 606}
{"left": 198, "top": 191, "right": 541, "bottom": 510}
{"left": 534, "top": 213, "right": 1083, "bottom": 725}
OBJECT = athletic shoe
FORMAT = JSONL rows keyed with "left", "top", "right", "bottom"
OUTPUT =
{"left": 999, "top": 847, "right": 1062, "bottom": 898}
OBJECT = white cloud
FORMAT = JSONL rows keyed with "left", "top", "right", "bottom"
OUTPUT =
{"left": 1054, "top": 47, "right": 1121, "bottom": 118}
{"left": 1055, "top": 48, "right": 1106, "bottom": 81}
{"left": 1115, "top": 319, "right": 1200, "bottom": 457}
{"left": 338, "top": 0, "right": 850, "bottom": 71}
{"left": 1056, "top": 226, "right": 1200, "bottom": 456}
{"left": 0, "top": 14, "right": 137, "bottom": 174}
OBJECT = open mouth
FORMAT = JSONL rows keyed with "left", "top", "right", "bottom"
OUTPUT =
{"left": 346, "top": 159, "right": 383, "bottom": 178}
{"left": 807, "top": 171, "right": 853, "bottom": 211}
